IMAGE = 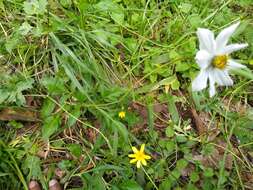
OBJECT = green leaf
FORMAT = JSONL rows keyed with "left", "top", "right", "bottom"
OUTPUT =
{"left": 41, "top": 76, "right": 66, "bottom": 95}
{"left": 58, "top": 160, "right": 73, "bottom": 170}
{"left": 159, "top": 178, "right": 172, "bottom": 190}
{"left": 5, "top": 35, "right": 21, "bottom": 53}
{"left": 189, "top": 14, "right": 202, "bottom": 28}
{"left": 171, "top": 169, "right": 181, "bottom": 179}
{"left": 95, "top": 0, "right": 118, "bottom": 11}
{"left": 171, "top": 78, "right": 180, "bottom": 90}
{"left": 176, "top": 62, "right": 191, "bottom": 72}
{"left": 167, "top": 94, "right": 180, "bottom": 123}
{"left": 113, "top": 121, "right": 128, "bottom": 142}
{"left": 23, "top": 0, "right": 48, "bottom": 15}
{"left": 165, "top": 126, "right": 174, "bottom": 137}
{"left": 204, "top": 168, "right": 214, "bottom": 177}
{"left": 60, "top": 0, "right": 72, "bottom": 8}
{"left": 41, "top": 98, "right": 56, "bottom": 118}
{"left": 151, "top": 76, "right": 179, "bottom": 91}
{"left": 190, "top": 171, "right": 199, "bottom": 182}
{"left": 19, "top": 22, "right": 32, "bottom": 35}
{"left": 1, "top": 78, "right": 34, "bottom": 105}
{"left": 42, "top": 115, "right": 61, "bottom": 139}
{"left": 111, "top": 12, "right": 124, "bottom": 25}
{"left": 0, "top": 89, "right": 9, "bottom": 104}
{"left": 99, "top": 85, "right": 125, "bottom": 102}
{"left": 119, "top": 180, "right": 143, "bottom": 190}
{"left": 151, "top": 53, "right": 170, "bottom": 64}
{"left": 87, "top": 174, "right": 106, "bottom": 190}
{"left": 179, "top": 3, "right": 192, "bottom": 13}
{"left": 0, "top": 0, "right": 4, "bottom": 10}
{"left": 67, "top": 144, "right": 82, "bottom": 157}
{"left": 67, "top": 105, "right": 81, "bottom": 127}
{"left": 17, "top": 79, "right": 34, "bottom": 92}
{"left": 166, "top": 141, "right": 175, "bottom": 153}
{"left": 23, "top": 155, "right": 42, "bottom": 180}
{"left": 176, "top": 159, "right": 188, "bottom": 170}
{"left": 8, "top": 121, "right": 23, "bottom": 129}
{"left": 88, "top": 164, "right": 125, "bottom": 173}
{"left": 231, "top": 68, "right": 253, "bottom": 80}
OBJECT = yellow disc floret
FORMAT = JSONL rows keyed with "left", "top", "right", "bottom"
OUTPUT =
{"left": 212, "top": 55, "right": 228, "bottom": 69}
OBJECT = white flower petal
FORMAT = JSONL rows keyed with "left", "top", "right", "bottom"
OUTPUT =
{"left": 208, "top": 73, "right": 216, "bottom": 97}
{"left": 213, "top": 69, "right": 233, "bottom": 86}
{"left": 192, "top": 69, "right": 209, "bottom": 91}
{"left": 223, "top": 72, "right": 234, "bottom": 86}
{"left": 195, "top": 50, "right": 212, "bottom": 69}
{"left": 197, "top": 28, "right": 216, "bottom": 54}
{"left": 227, "top": 59, "right": 246, "bottom": 69}
{"left": 219, "top": 43, "right": 248, "bottom": 54}
{"left": 212, "top": 69, "right": 223, "bottom": 85}
{"left": 215, "top": 22, "right": 240, "bottom": 51}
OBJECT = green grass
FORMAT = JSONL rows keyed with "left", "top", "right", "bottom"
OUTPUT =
{"left": 0, "top": 0, "right": 253, "bottom": 189}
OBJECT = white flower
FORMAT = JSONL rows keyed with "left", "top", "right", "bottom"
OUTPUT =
{"left": 192, "top": 22, "right": 248, "bottom": 97}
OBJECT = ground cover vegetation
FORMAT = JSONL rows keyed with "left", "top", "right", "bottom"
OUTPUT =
{"left": 0, "top": 0, "right": 253, "bottom": 189}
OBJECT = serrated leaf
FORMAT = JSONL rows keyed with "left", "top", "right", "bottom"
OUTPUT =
{"left": 41, "top": 98, "right": 56, "bottom": 118}
{"left": 17, "top": 79, "right": 34, "bottom": 92}
{"left": 5, "top": 35, "right": 21, "bottom": 53}
{"left": 23, "top": 0, "right": 48, "bottom": 15}
{"left": 41, "top": 76, "right": 66, "bottom": 94}
{"left": 23, "top": 155, "right": 41, "bottom": 180}
{"left": 179, "top": 3, "right": 192, "bottom": 13}
{"left": 111, "top": 12, "right": 124, "bottom": 25}
{"left": 42, "top": 115, "right": 61, "bottom": 139}
{"left": 165, "top": 126, "right": 174, "bottom": 137}
{"left": 19, "top": 22, "right": 32, "bottom": 35}
{"left": 0, "top": 89, "right": 9, "bottom": 104}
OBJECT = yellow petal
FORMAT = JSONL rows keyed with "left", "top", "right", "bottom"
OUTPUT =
{"left": 141, "top": 159, "right": 147, "bottom": 166}
{"left": 132, "top": 147, "right": 138, "bottom": 153}
{"left": 130, "top": 159, "right": 137, "bottom": 164}
{"left": 144, "top": 155, "right": 151, "bottom": 160}
{"left": 128, "top": 154, "right": 136, "bottom": 158}
{"left": 140, "top": 144, "right": 145, "bottom": 153}
{"left": 136, "top": 160, "right": 141, "bottom": 168}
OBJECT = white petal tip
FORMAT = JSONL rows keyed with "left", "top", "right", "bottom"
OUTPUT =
{"left": 242, "top": 43, "right": 248, "bottom": 48}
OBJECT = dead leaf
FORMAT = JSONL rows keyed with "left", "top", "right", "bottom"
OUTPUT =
{"left": 28, "top": 180, "right": 41, "bottom": 190}
{"left": 193, "top": 147, "right": 233, "bottom": 170}
{"left": 54, "top": 168, "right": 65, "bottom": 179}
{"left": 190, "top": 108, "right": 207, "bottom": 135}
{"left": 0, "top": 107, "right": 40, "bottom": 122}
{"left": 49, "top": 179, "right": 62, "bottom": 190}
{"left": 180, "top": 163, "right": 195, "bottom": 177}
{"left": 66, "top": 176, "right": 83, "bottom": 189}
{"left": 85, "top": 120, "right": 100, "bottom": 143}
{"left": 130, "top": 102, "right": 148, "bottom": 119}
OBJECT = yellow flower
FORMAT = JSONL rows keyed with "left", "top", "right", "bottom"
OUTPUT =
{"left": 118, "top": 111, "right": 126, "bottom": 119}
{"left": 128, "top": 144, "right": 151, "bottom": 168}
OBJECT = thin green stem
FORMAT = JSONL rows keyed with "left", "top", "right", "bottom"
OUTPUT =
{"left": 142, "top": 166, "right": 159, "bottom": 190}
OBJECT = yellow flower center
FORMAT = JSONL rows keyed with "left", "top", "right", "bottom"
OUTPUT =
{"left": 118, "top": 111, "right": 126, "bottom": 119}
{"left": 135, "top": 151, "right": 145, "bottom": 160}
{"left": 212, "top": 55, "right": 228, "bottom": 69}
